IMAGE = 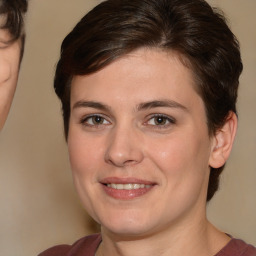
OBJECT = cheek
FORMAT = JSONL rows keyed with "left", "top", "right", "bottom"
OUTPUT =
{"left": 0, "top": 46, "right": 21, "bottom": 82}
{"left": 148, "top": 134, "right": 211, "bottom": 211}
{"left": 67, "top": 133, "right": 101, "bottom": 208}
{"left": 148, "top": 135, "right": 193, "bottom": 169}
{"left": 68, "top": 132, "right": 104, "bottom": 179}
{"left": 0, "top": 60, "right": 11, "bottom": 83}
{"left": 147, "top": 132, "right": 211, "bottom": 184}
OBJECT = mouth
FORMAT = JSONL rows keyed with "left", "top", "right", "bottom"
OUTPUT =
{"left": 105, "top": 183, "right": 152, "bottom": 190}
{"left": 100, "top": 178, "right": 156, "bottom": 200}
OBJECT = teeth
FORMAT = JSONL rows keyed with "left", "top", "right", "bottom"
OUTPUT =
{"left": 107, "top": 184, "right": 151, "bottom": 190}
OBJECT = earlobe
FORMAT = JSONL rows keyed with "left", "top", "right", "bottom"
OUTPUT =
{"left": 209, "top": 112, "right": 238, "bottom": 168}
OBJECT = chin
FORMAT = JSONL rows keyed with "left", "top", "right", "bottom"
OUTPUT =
{"left": 99, "top": 213, "right": 158, "bottom": 238}
{"left": 103, "top": 225, "right": 153, "bottom": 238}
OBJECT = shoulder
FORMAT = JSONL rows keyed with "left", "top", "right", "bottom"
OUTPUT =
{"left": 38, "top": 234, "right": 102, "bottom": 256}
{"left": 216, "top": 238, "right": 256, "bottom": 256}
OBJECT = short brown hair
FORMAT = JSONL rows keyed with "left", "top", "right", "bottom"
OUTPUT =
{"left": 54, "top": 0, "right": 243, "bottom": 201}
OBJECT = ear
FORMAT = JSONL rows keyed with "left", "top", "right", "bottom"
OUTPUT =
{"left": 209, "top": 111, "right": 237, "bottom": 168}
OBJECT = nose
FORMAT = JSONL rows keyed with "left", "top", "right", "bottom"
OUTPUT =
{"left": 104, "top": 125, "right": 144, "bottom": 167}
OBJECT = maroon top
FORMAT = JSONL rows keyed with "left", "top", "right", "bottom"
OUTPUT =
{"left": 38, "top": 234, "right": 101, "bottom": 256}
{"left": 215, "top": 238, "right": 256, "bottom": 256}
{"left": 38, "top": 234, "right": 256, "bottom": 256}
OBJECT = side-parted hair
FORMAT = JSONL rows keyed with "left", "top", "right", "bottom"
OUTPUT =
{"left": 54, "top": 0, "right": 243, "bottom": 201}
{"left": 0, "top": 0, "right": 28, "bottom": 58}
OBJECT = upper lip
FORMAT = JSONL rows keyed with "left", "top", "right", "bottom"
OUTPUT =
{"left": 100, "top": 177, "right": 156, "bottom": 185}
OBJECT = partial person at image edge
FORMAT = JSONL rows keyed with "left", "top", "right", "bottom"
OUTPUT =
{"left": 0, "top": 0, "right": 28, "bottom": 130}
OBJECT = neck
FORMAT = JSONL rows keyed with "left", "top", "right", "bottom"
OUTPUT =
{"left": 96, "top": 218, "right": 230, "bottom": 256}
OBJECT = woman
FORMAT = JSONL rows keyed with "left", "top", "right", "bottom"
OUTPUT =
{"left": 0, "top": 0, "right": 27, "bottom": 130}
{"left": 40, "top": 0, "right": 256, "bottom": 255}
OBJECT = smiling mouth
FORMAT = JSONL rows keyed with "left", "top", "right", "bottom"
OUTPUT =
{"left": 105, "top": 183, "right": 152, "bottom": 190}
{"left": 100, "top": 177, "right": 156, "bottom": 199}
{"left": 101, "top": 182, "right": 155, "bottom": 200}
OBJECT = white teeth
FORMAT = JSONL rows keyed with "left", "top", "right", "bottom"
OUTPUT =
{"left": 106, "top": 184, "right": 151, "bottom": 190}
{"left": 116, "top": 184, "right": 123, "bottom": 189}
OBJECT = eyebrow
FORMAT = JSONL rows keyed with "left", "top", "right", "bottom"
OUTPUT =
{"left": 72, "top": 101, "right": 111, "bottom": 111}
{"left": 72, "top": 99, "right": 187, "bottom": 112}
{"left": 137, "top": 100, "right": 188, "bottom": 112}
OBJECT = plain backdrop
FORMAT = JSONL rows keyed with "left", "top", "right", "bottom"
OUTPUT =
{"left": 0, "top": 0, "right": 255, "bottom": 255}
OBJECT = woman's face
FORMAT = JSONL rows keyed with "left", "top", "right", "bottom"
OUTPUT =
{"left": 0, "top": 28, "right": 21, "bottom": 129}
{"left": 68, "top": 48, "right": 215, "bottom": 237}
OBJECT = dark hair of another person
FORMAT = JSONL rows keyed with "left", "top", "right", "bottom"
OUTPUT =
{"left": 0, "top": 0, "right": 28, "bottom": 59}
{"left": 54, "top": 0, "right": 243, "bottom": 201}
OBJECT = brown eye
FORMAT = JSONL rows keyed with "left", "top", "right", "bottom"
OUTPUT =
{"left": 92, "top": 116, "right": 104, "bottom": 125}
{"left": 146, "top": 114, "right": 175, "bottom": 127}
{"left": 82, "top": 115, "right": 110, "bottom": 126}
{"left": 154, "top": 116, "right": 167, "bottom": 125}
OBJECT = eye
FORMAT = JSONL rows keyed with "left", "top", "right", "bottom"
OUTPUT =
{"left": 81, "top": 115, "right": 110, "bottom": 126}
{"left": 146, "top": 114, "right": 175, "bottom": 127}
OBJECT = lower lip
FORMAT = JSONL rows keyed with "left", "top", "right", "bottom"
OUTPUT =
{"left": 101, "top": 184, "right": 154, "bottom": 200}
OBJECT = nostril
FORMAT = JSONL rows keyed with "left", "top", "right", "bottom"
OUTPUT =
{"left": 106, "top": 156, "right": 141, "bottom": 167}
{"left": 123, "top": 159, "right": 138, "bottom": 166}
{"left": 104, "top": 134, "right": 144, "bottom": 167}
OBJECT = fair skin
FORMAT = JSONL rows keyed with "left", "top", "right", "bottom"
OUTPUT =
{"left": 68, "top": 48, "right": 237, "bottom": 256}
{"left": 0, "top": 28, "right": 22, "bottom": 130}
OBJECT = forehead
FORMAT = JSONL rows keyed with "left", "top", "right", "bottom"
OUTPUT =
{"left": 73, "top": 49, "right": 195, "bottom": 86}
{"left": 0, "top": 13, "right": 24, "bottom": 46}
{"left": 70, "top": 48, "right": 201, "bottom": 108}
{"left": 0, "top": 28, "right": 11, "bottom": 43}
{"left": 0, "top": 12, "right": 8, "bottom": 31}
{"left": 0, "top": 29, "right": 23, "bottom": 60}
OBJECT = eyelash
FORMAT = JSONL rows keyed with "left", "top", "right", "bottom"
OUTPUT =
{"left": 80, "top": 114, "right": 110, "bottom": 127}
{"left": 80, "top": 114, "right": 176, "bottom": 129}
{"left": 145, "top": 114, "right": 176, "bottom": 129}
